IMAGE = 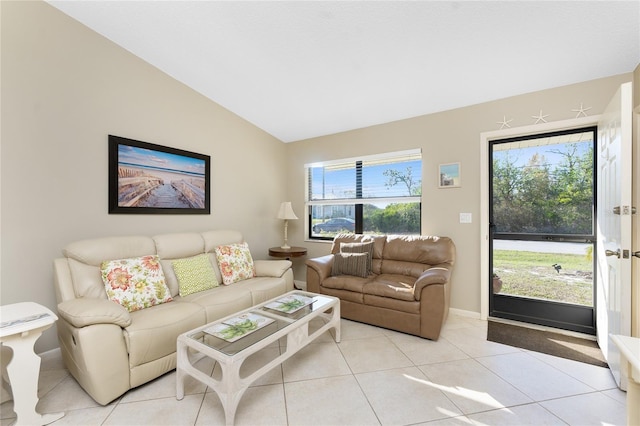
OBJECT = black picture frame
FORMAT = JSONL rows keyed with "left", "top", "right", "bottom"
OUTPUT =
{"left": 108, "top": 135, "right": 210, "bottom": 214}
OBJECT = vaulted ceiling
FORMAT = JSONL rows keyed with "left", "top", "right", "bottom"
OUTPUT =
{"left": 47, "top": 1, "right": 640, "bottom": 142}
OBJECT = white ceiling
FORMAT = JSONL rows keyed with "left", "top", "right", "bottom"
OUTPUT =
{"left": 47, "top": 1, "right": 639, "bottom": 143}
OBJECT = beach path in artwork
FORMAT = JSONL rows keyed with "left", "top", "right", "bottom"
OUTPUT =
{"left": 136, "top": 183, "right": 192, "bottom": 208}
{"left": 117, "top": 143, "right": 207, "bottom": 209}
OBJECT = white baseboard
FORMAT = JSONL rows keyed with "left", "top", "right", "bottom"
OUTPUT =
{"left": 39, "top": 347, "right": 62, "bottom": 357}
{"left": 449, "top": 308, "right": 481, "bottom": 319}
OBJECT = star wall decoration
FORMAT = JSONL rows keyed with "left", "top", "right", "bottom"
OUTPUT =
{"left": 571, "top": 103, "right": 592, "bottom": 118}
{"left": 531, "top": 110, "right": 549, "bottom": 124}
{"left": 497, "top": 116, "right": 513, "bottom": 129}
{"left": 494, "top": 102, "right": 591, "bottom": 130}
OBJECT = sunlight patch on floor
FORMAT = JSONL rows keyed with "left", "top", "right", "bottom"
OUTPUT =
{"left": 403, "top": 373, "right": 505, "bottom": 410}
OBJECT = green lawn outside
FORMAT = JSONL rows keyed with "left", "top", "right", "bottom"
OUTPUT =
{"left": 493, "top": 249, "right": 593, "bottom": 306}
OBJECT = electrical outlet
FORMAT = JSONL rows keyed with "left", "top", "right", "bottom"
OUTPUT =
{"left": 460, "top": 213, "right": 472, "bottom": 223}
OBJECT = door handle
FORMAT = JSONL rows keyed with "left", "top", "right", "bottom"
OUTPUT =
{"left": 612, "top": 206, "right": 637, "bottom": 215}
{"left": 605, "top": 249, "right": 620, "bottom": 258}
{"left": 633, "top": 251, "right": 640, "bottom": 259}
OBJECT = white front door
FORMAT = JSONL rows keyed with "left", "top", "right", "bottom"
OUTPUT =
{"left": 596, "top": 82, "right": 633, "bottom": 389}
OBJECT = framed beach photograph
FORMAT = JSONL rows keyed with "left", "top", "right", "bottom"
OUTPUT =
{"left": 108, "top": 135, "right": 210, "bottom": 214}
{"left": 438, "top": 162, "right": 461, "bottom": 188}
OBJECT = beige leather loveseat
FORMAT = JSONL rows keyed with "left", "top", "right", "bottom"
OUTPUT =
{"left": 306, "top": 233, "right": 455, "bottom": 340}
{"left": 53, "top": 230, "right": 293, "bottom": 405}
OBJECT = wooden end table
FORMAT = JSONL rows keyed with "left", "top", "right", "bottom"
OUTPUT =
{"left": 269, "top": 247, "right": 307, "bottom": 289}
{"left": 268, "top": 246, "right": 307, "bottom": 260}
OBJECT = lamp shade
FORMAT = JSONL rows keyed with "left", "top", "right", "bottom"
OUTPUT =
{"left": 277, "top": 202, "right": 298, "bottom": 220}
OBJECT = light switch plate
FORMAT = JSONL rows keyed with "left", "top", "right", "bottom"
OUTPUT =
{"left": 460, "top": 213, "right": 472, "bottom": 223}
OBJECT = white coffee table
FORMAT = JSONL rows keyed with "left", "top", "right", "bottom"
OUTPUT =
{"left": 176, "top": 291, "right": 340, "bottom": 425}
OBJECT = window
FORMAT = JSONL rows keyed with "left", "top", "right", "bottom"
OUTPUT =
{"left": 306, "top": 149, "right": 422, "bottom": 240}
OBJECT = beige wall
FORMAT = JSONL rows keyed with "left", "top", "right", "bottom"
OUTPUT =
{"left": 286, "top": 73, "right": 632, "bottom": 315}
{"left": 1, "top": 1, "right": 289, "bottom": 352}
{"left": 2, "top": 1, "right": 636, "bottom": 353}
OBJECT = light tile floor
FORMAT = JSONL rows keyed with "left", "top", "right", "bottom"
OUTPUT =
{"left": 0, "top": 315, "right": 627, "bottom": 425}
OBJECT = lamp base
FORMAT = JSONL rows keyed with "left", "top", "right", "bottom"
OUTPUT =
{"left": 281, "top": 220, "right": 291, "bottom": 250}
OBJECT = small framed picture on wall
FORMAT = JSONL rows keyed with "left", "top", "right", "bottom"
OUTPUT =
{"left": 438, "top": 162, "right": 461, "bottom": 188}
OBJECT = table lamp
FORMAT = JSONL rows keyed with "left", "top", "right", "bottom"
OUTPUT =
{"left": 277, "top": 202, "right": 298, "bottom": 249}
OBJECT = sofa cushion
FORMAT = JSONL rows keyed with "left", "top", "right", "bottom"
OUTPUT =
{"left": 100, "top": 255, "right": 173, "bottom": 312}
{"left": 379, "top": 259, "right": 430, "bottom": 279}
{"left": 215, "top": 242, "right": 256, "bottom": 285}
{"left": 124, "top": 300, "right": 205, "bottom": 367}
{"left": 64, "top": 236, "right": 157, "bottom": 266}
{"left": 364, "top": 274, "right": 417, "bottom": 302}
{"left": 322, "top": 274, "right": 370, "bottom": 293}
{"left": 332, "top": 252, "right": 369, "bottom": 278}
{"left": 67, "top": 258, "right": 109, "bottom": 300}
{"left": 245, "top": 277, "right": 289, "bottom": 305}
{"left": 153, "top": 232, "right": 204, "bottom": 259}
{"left": 64, "top": 236, "right": 157, "bottom": 300}
{"left": 382, "top": 235, "right": 455, "bottom": 265}
{"left": 180, "top": 282, "right": 254, "bottom": 322}
{"left": 320, "top": 287, "right": 364, "bottom": 304}
{"left": 201, "top": 230, "right": 243, "bottom": 252}
{"left": 340, "top": 241, "right": 374, "bottom": 274}
{"left": 363, "top": 294, "right": 421, "bottom": 314}
{"left": 172, "top": 254, "right": 219, "bottom": 297}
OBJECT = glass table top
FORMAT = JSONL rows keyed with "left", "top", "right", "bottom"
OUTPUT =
{"left": 186, "top": 292, "right": 335, "bottom": 356}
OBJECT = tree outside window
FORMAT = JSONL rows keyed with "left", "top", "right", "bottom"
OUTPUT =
{"left": 307, "top": 150, "right": 422, "bottom": 239}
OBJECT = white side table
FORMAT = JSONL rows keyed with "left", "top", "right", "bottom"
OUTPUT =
{"left": 611, "top": 335, "right": 640, "bottom": 426}
{"left": 0, "top": 302, "right": 65, "bottom": 425}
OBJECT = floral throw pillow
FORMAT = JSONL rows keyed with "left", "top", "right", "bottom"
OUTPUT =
{"left": 101, "top": 255, "right": 173, "bottom": 312}
{"left": 214, "top": 242, "right": 256, "bottom": 285}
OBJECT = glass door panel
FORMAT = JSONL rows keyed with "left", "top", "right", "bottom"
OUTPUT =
{"left": 493, "top": 240, "right": 593, "bottom": 305}
{"left": 489, "top": 127, "right": 597, "bottom": 334}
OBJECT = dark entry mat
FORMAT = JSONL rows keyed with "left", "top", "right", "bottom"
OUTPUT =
{"left": 487, "top": 320, "right": 607, "bottom": 368}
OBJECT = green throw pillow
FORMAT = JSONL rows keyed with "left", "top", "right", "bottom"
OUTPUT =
{"left": 172, "top": 254, "right": 219, "bottom": 297}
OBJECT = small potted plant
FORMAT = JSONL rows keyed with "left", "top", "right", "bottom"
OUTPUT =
{"left": 492, "top": 273, "right": 503, "bottom": 294}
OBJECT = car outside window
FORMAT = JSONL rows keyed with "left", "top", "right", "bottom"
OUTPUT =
{"left": 306, "top": 149, "right": 422, "bottom": 240}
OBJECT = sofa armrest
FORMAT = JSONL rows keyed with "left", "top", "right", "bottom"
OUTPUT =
{"left": 57, "top": 298, "right": 131, "bottom": 328}
{"left": 413, "top": 267, "right": 451, "bottom": 301}
{"left": 306, "top": 255, "right": 334, "bottom": 294}
{"left": 306, "top": 255, "right": 334, "bottom": 283}
{"left": 254, "top": 259, "right": 292, "bottom": 278}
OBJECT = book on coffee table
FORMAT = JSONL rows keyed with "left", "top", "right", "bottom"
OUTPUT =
{"left": 204, "top": 312, "right": 274, "bottom": 342}
{"left": 265, "top": 294, "right": 315, "bottom": 314}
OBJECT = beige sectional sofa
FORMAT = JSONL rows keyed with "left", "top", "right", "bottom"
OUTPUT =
{"left": 53, "top": 230, "right": 293, "bottom": 405}
{"left": 306, "top": 233, "right": 455, "bottom": 340}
